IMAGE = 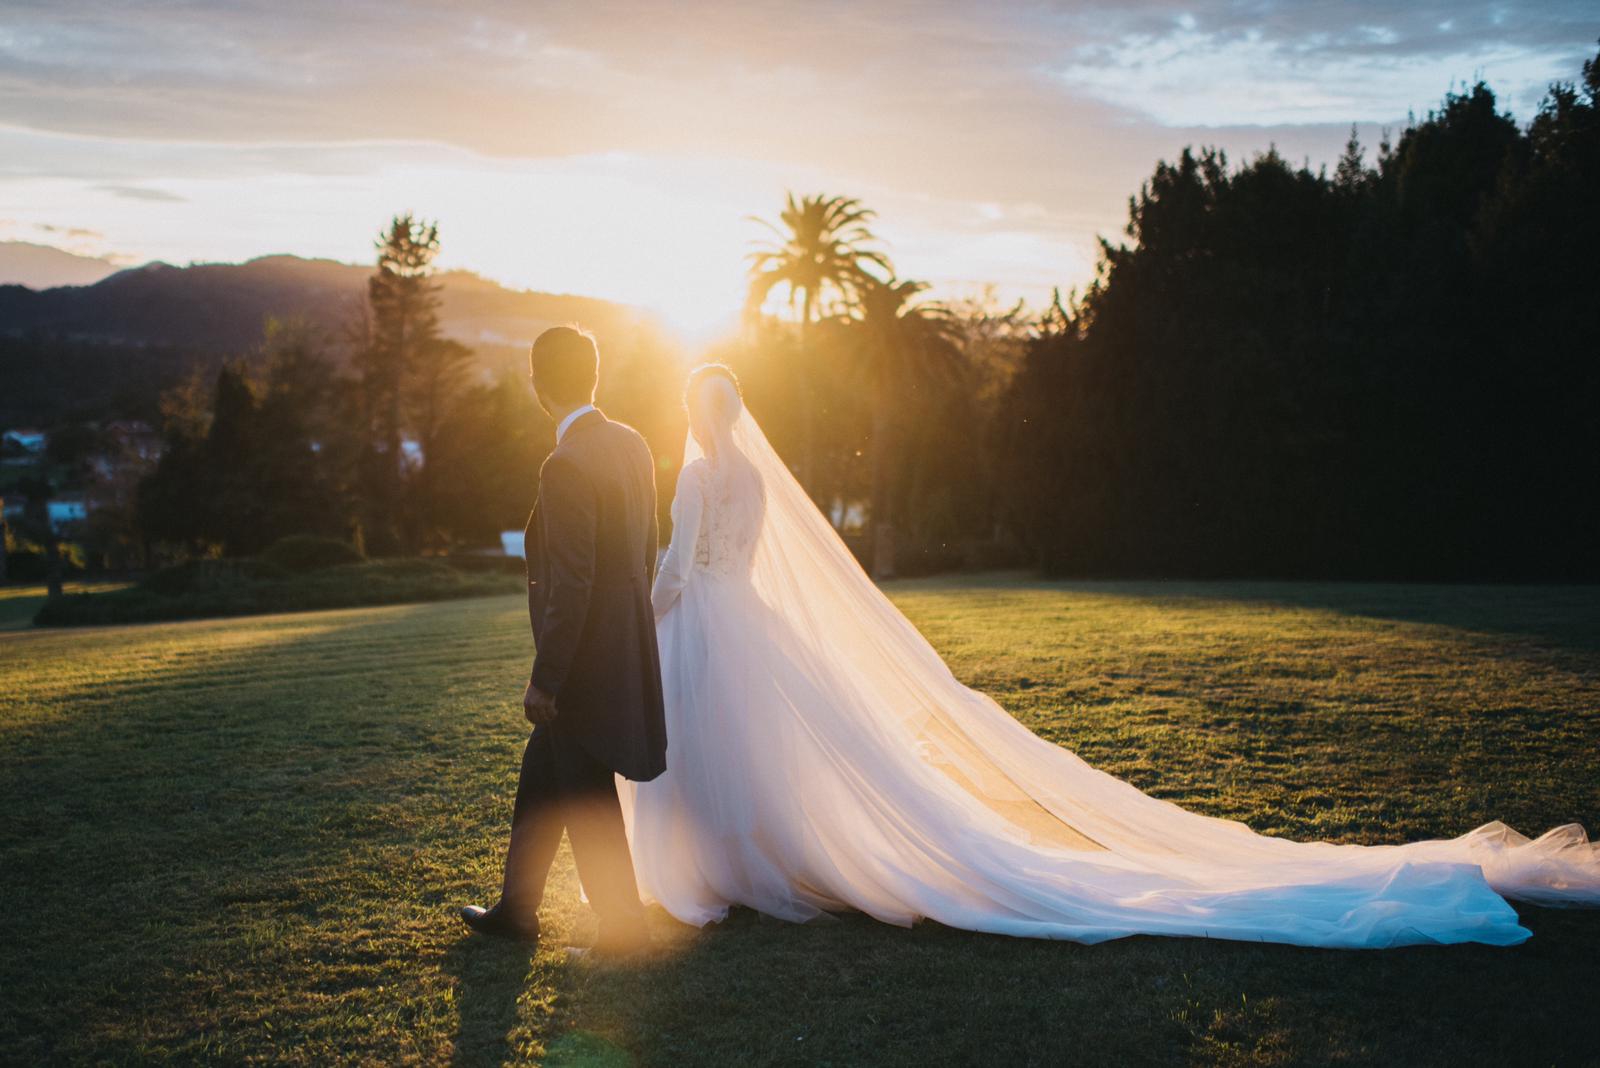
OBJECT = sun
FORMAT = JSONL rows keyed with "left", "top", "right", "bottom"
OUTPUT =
{"left": 407, "top": 154, "right": 756, "bottom": 354}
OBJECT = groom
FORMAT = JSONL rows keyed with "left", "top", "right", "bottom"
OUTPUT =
{"left": 461, "top": 325, "right": 667, "bottom": 954}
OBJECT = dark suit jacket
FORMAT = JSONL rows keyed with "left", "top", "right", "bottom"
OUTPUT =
{"left": 524, "top": 408, "right": 667, "bottom": 781}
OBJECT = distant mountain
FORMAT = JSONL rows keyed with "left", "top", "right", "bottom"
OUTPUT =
{"left": 0, "top": 253, "right": 665, "bottom": 360}
{"left": 0, "top": 253, "right": 681, "bottom": 426}
{"left": 0, "top": 241, "right": 121, "bottom": 289}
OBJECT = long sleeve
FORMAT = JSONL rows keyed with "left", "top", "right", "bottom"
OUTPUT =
{"left": 651, "top": 462, "right": 703, "bottom": 620}
{"left": 530, "top": 455, "right": 597, "bottom": 696}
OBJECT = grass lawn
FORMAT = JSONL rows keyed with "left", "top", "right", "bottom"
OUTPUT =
{"left": 2, "top": 576, "right": 1597, "bottom": 1066}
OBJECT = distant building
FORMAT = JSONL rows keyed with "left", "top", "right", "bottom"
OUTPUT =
{"left": 47, "top": 496, "right": 88, "bottom": 530}
{"left": 2, "top": 428, "right": 48, "bottom": 459}
{"left": 1, "top": 421, "right": 162, "bottom": 538}
{"left": 0, "top": 494, "right": 85, "bottom": 533}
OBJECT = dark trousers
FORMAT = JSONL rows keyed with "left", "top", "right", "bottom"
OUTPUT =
{"left": 498, "top": 723, "right": 646, "bottom": 933}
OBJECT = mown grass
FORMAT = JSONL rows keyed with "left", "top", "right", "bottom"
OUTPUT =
{"left": 2, "top": 576, "right": 1596, "bottom": 1066}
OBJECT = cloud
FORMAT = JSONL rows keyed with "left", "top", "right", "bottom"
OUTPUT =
{"left": 0, "top": 5, "right": 1588, "bottom": 224}
{"left": 0, "top": 0, "right": 1592, "bottom": 311}
{"left": 5, "top": 3, "right": 1591, "bottom": 153}
{"left": 93, "top": 184, "right": 188, "bottom": 202}
{"left": 1049, "top": 3, "right": 1595, "bottom": 125}
{"left": 34, "top": 222, "right": 104, "bottom": 239}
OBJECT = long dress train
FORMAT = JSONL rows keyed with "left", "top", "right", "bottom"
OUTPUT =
{"left": 620, "top": 397, "right": 1599, "bottom": 948}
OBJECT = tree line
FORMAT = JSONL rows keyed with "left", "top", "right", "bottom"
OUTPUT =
{"left": 995, "top": 45, "right": 1600, "bottom": 580}
{"left": 131, "top": 215, "right": 681, "bottom": 562}
{"left": 12, "top": 44, "right": 1596, "bottom": 583}
{"left": 691, "top": 45, "right": 1600, "bottom": 582}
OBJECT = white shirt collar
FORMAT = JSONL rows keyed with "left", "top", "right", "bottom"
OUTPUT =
{"left": 555, "top": 403, "right": 597, "bottom": 443}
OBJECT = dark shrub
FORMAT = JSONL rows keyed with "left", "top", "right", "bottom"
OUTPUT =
{"left": 893, "top": 542, "right": 968, "bottom": 578}
{"left": 140, "top": 558, "right": 289, "bottom": 596}
{"left": 330, "top": 558, "right": 452, "bottom": 581}
{"left": 36, "top": 557, "right": 521, "bottom": 626}
{"left": 444, "top": 554, "right": 526, "bottom": 575}
{"left": 260, "top": 536, "right": 365, "bottom": 573}
{"left": 4, "top": 548, "right": 86, "bottom": 581}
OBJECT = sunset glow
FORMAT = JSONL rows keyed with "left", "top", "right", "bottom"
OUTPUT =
{"left": 3, "top": 1, "right": 1593, "bottom": 339}
{"left": 3, "top": 6, "right": 1599, "bottom": 1062}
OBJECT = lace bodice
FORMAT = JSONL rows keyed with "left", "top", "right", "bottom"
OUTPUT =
{"left": 652, "top": 456, "right": 764, "bottom": 614}
{"left": 691, "top": 460, "right": 762, "bottom": 576}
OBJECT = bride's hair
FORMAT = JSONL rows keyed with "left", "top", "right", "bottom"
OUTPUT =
{"left": 684, "top": 364, "right": 744, "bottom": 437}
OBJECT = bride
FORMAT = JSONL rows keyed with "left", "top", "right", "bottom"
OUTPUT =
{"left": 619, "top": 365, "right": 1599, "bottom": 948}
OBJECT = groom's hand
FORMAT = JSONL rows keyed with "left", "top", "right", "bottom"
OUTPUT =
{"left": 523, "top": 682, "right": 559, "bottom": 726}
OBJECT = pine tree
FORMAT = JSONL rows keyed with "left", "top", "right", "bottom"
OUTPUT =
{"left": 357, "top": 214, "right": 441, "bottom": 553}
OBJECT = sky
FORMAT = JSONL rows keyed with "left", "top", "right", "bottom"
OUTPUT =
{"left": 1, "top": 1, "right": 1594, "bottom": 341}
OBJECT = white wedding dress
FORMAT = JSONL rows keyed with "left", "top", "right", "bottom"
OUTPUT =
{"left": 619, "top": 386, "right": 1600, "bottom": 948}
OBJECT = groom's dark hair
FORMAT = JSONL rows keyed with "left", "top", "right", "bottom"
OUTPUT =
{"left": 529, "top": 325, "right": 599, "bottom": 405}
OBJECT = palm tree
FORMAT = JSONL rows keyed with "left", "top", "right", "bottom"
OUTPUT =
{"left": 852, "top": 274, "right": 962, "bottom": 579}
{"left": 746, "top": 193, "right": 889, "bottom": 494}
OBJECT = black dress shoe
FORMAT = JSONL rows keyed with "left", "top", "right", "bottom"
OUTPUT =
{"left": 460, "top": 903, "right": 540, "bottom": 944}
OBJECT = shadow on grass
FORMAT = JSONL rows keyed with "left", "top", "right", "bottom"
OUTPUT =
{"left": 442, "top": 936, "right": 536, "bottom": 1068}
{"left": 557, "top": 904, "right": 1600, "bottom": 1067}
{"left": 1188, "top": 581, "right": 1600, "bottom": 655}
{"left": 913, "top": 572, "right": 1600, "bottom": 657}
